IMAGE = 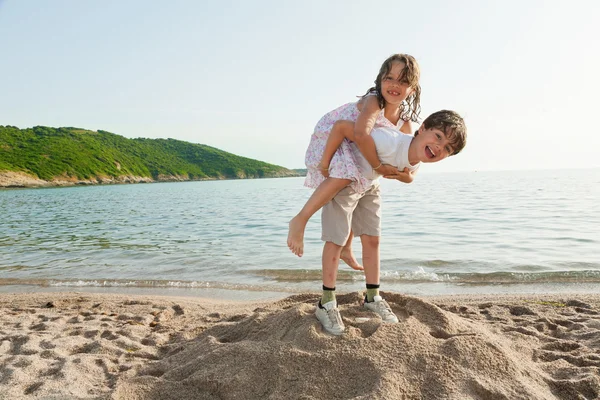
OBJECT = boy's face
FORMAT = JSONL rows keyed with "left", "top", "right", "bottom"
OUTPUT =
{"left": 413, "top": 126, "right": 455, "bottom": 163}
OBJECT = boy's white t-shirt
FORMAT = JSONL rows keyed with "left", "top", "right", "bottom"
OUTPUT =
{"left": 350, "top": 127, "right": 420, "bottom": 180}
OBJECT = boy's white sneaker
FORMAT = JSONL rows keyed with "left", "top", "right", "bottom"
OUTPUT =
{"left": 315, "top": 300, "right": 345, "bottom": 335}
{"left": 364, "top": 295, "right": 399, "bottom": 323}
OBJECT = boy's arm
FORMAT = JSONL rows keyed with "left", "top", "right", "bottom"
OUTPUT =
{"left": 354, "top": 96, "right": 400, "bottom": 176}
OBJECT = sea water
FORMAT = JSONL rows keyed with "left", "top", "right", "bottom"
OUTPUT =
{"left": 1, "top": 168, "right": 599, "bottom": 299}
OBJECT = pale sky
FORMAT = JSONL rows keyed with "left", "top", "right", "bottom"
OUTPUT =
{"left": 1, "top": 0, "right": 599, "bottom": 172}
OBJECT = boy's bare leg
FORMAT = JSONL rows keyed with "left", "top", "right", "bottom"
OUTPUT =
{"left": 322, "top": 241, "right": 343, "bottom": 289}
{"left": 288, "top": 177, "right": 351, "bottom": 257}
{"left": 340, "top": 231, "right": 364, "bottom": 271}
{"left": 360, "top": 233, "right": 397, "bottom": 322}
{"left": 315, "top": 241, "right": 345, "bottom": 335}
{"left": 360, "top": 234, "right": 380, "bottom": 286}
{"left": 320, "top": 120, "right": 363, "bottom": 269}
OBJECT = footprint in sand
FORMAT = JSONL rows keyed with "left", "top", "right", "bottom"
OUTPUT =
{"left": 508, "top": 305, "right": 536, "bottom": 316}
{"left": 39, "top": 349, "right": 59, "bottom": 359}
{"left": 4, "top": 335, "right": 37, "bottom": 355}
{"left": 24, "top": 381, "right": 44, "bottom": 395}
{"left": 172, "top": 305, "right": 184, "bottom": 316}
{"left": 40, "top": 357, "right": 66, "bottom": 377}
{"left": 39, "top": 340, "right": 56, "bottom": 350}
{"left": 95, "top": 358, "right": 118, "bottom": 389}
{"left": 100, "top": 330, "right": 120, "bottom": 340}
{"left": 83, "top": 329, "right": 100, "bottom": 339}
{"left": 29, "top": 322, "right": 48, "bottom": 331}
{"left": 541, "top": 341, "right": 581, "bottom": 352}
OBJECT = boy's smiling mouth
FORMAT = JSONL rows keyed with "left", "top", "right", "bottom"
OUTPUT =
{"left": 425, "top": 146, "right": 435, "bottom": 159}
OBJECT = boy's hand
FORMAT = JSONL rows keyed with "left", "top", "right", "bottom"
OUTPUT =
{"left": 384, "top": 167, "right": 414, "bottom": 183}
{"left": 317, "top": 162, "right": 330, "bottom": 178}
{"left": 375, "top": 164, "right": 400, "bottom": 176}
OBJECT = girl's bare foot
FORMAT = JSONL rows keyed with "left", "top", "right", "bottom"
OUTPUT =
{"left": 287, "top": 216, "right": 306, "bottom": 257}
{"left": 340, "top": 247, "right": 363, "bottom": 271}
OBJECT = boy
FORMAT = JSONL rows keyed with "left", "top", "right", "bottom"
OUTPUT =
{"left": 315, "top": 110, "right": 467, "bottom": 335}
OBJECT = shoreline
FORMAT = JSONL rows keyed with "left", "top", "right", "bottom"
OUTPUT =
{"left": 0, "top": 284, "right": 295, "bottom": 302}
{"left": 0, "top": 170, "right": 303, "bottom": 189}
{"left": 3, "top": 280, "right": 600, "bottom": 302}
{"left": 1, "top": 290, "right": 599, "bottom": 399}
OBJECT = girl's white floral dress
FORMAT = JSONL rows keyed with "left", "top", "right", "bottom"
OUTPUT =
{"left": 304, "top": 94, "right": 404, "bottom": 193}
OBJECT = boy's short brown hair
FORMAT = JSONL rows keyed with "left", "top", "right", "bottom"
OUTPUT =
{"left": 422, "top": 110, "right": 467, "bottom": 155}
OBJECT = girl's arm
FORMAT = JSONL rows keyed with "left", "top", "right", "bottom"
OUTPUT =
{"left": 354, "top": 96, "right": 400, "bottom": 176}
{"left": 353, "top": 95, "right": 383, "bottom": 168}
{"left": 318, "top": 120, "right": 357, "bottom": 177}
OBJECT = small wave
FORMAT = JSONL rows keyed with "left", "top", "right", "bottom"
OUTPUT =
{"left": 3, "top": 269, "right": 600, "bottom": 290}
{"left": 384, "top": 270, "right": 600, "bottom": 284}
{"left": 553, "top": 237, "right": 596, "bottom": 244}
{"left": 0, "top": 265, "right": 31, "bottom": 272}
{"left": 249, "top": 268, "right": 600, "bottom": 284}
{"left": 0, "top": 278, "right": 302, "bottom": 293}
{"left": 450, "top": 270, "right": 600, "bottom": 284}
{"left": 408, "top": 259, "right": 464, "bottom": 268}
{"left": 381, "top": 267, "right": 449, "bottom": 282}
{"left": 251, "top": 269, "right": 361, "bottom": 282}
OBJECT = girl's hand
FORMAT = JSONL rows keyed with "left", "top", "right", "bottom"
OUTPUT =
{"left": 383, "top": 167, "right": 414, "bottom": 183}
{"left": 317, "top": 162, "right": 330, "bottom": 178}
{"left": 374, "top": 164, "right": 400, "bottom": 177}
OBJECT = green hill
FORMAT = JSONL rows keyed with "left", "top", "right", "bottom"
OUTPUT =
{"left": 0, "top": 125, "right": 299, "bottom": 187}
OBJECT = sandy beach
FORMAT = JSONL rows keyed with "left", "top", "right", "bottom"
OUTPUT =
{"left": 1, "top": 291, "right": 599, "bottom": 399}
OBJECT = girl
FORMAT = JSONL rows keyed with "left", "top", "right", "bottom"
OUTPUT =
{"left": 287, "top": 53, "right": 421, "bottom": 260}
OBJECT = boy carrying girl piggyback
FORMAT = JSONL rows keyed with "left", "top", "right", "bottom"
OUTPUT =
{"left": 287, "top": 54, "right": 467, "bottom": 335}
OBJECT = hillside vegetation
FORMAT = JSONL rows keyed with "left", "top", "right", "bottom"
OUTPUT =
{"left": 0, "top": 125, "right": 298, "bottom": 186}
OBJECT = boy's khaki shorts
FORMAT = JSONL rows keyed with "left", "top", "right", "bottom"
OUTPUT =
{"left": 321, "top": 183, "right": 381, "bottom": 246}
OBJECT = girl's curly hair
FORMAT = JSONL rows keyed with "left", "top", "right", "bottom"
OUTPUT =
{"left": 362, "top": 54, "right": 421, "bottom": 122}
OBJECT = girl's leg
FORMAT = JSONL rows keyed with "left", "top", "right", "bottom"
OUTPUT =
{"left": 320, "top": 120, "right": 356, "bottom": 171}
{"left": 287, "top": 177, "right": 351, "bottom": 257}
{"left": 289, "top": 120, "right": 358, "bottom": 257}
{"left": 340, "top": 231, "right": 363, "bottom": 271}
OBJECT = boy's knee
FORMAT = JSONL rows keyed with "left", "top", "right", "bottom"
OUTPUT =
{"left": 323, "top": 241, "right": 344, "bottom": 259}
{"left": 361, "top": 235, "right": 380, "bottom": 248}
{"left": 324, "top": 240, "right": 344, "bottom": 250}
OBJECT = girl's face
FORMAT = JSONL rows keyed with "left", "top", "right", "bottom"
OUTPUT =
{"left": 380, "top": 62, "right": 414, "bottom": 106}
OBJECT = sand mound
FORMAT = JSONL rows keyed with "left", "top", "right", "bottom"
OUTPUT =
{"left": 112, "top": 293, "right": 600, "bottom": 400}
